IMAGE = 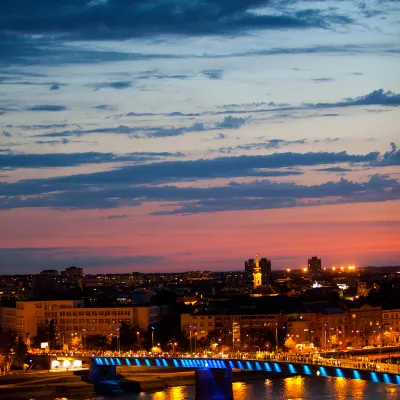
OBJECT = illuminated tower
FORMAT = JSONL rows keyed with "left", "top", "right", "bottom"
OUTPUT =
{"left": 253, "top": 254, "right": 262, "bottom": 288}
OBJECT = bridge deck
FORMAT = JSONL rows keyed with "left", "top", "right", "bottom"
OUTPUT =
{"left": 92, "top": 356, "right": 400, "bottom": 385}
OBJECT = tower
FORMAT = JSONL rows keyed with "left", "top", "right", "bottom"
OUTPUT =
{"left": 253, "top": 254, "right": 262, "bottom": 288}
{"left": 308, "top": 256, "right": 322, "bottom": 276}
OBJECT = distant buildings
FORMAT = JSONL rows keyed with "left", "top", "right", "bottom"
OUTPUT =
{"left": 308, "top": 256, "right": 322, "bottom": 276}
{"left": 245, "top": 256, "right": 272, "bottom": 284}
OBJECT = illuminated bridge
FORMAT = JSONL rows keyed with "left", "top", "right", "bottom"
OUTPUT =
{"left": 90, "top": 356, "right": 400, "bottom": 399}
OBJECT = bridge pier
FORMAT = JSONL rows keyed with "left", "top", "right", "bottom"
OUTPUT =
{"left": 89, "top": 358, "right": 117, "bottom": 383}
{"left": 195, "top": 368, "right": 233, "bottom": 400}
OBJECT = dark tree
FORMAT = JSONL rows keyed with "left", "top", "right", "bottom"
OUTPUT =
{"left": 48, "top": 320, "right": 56, "bottom": 349}
{"left": 313, "top": 337, "right": 322, "bottom": 348}
{"left": 86, "top": 334, "right": 109, "bottom": 350}
{"left": 0, "top": 331, "right": 16, "bottom": 353}
{"left": 147, "top": 312, "right": 189, "bottom": 351}
{"left": 15, "top": 336, "right": 28, "bottom": 367}
{"left": 32, "top": 325, "right": 49, "bottom": 348}
{"left": 151, "top": 290, "right": 177, "bottom": 306}
{"left": 119, "top": 322, "right": 136, "bottom": 350}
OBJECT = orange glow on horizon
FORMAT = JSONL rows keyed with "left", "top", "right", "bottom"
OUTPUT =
{"left": 0, "top": 200, "right": 398, "bottom": 273}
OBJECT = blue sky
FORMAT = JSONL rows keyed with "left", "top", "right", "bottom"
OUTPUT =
{"left": 0, "top": 0, "right": 399, "bottom": 272}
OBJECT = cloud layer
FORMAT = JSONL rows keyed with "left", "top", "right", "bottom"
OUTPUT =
{"left": 1, "top": 0, "right": 353, "bottom": 41}
{"left": 1, "top": 148, "right": 397, "bottom": 213}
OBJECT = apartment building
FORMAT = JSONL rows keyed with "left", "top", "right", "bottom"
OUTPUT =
{"left": 181, "top": 314, "right": 216, "bottom": 338}
{"left": 16, "top": 299, "right": 84, "bottom": 338}
{"left": 0, "top": 307, "right": 17, "bottom": 332}
{"left": 382, "top": 308, "right": 400, "bottom": 333}
{"left": 13, "top": 300, "right": 165, "bottom": 345}
{"left": 58, "top": 306, "right": 135, "bottom": 339}
{"left": 348, "top": 304, "right": 382, "bottom": 333}
{"left": 182, "top": 312, "right": 288, "bottom": 350}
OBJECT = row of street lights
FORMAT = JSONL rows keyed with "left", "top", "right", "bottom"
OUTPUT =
{"left": 68, "top": 326, "right": 150, "bottom": 352}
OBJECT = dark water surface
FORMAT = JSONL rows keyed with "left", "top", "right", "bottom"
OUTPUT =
{"left": 97, "top": 376, "right": 400, "bottom": 399}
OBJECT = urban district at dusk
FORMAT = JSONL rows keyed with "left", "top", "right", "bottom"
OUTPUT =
{"left": 0, "top": 0, "right": 399, "bottom": 398}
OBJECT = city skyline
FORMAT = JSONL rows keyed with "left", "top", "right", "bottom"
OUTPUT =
{"left": 0, "top": 0, "right": 399, "bottom": 274}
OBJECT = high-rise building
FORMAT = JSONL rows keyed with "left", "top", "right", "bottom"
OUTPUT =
{"left": 245, "top": 257, "right": 272, "bottom": 284}
{"left": 308, "top": 256, "right": 322, "bottom": 276}
{"left": 260, "top": 258, "right": 272, "bottom": 284}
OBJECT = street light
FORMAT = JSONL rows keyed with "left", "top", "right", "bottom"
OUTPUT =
{"left": 189, "top": 325, "right": 192, "bottom": 353}
{"left": 151, "top": 327, "right": 155, "bottom": 349}
{"left": 116, "top": 328, "right": 120, "bottom": 354}
{"left": 195, "top": 332, "right": 197, "bottom": 353}
{"left": 136, "top": 331, "right": 140, "bottom": 349}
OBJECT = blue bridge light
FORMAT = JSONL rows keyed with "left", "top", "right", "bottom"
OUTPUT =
{"left": 303, "top": 365, "right": 311, "bottom": 375}
{"left": 370, "top": 372, "right": 379, "bottom": 383}
{"left": 335, "top": 368, "right": 344, "bottom": 378}
{"left": 288, "top": 364, "right": 296, "bottom": 374}
{"left": 273, "top": 363, "right": 282, "bottom": 373}
{"left": 383, "top": 374, "right": 391, "bottom": 385}
{"left": 353, "top": 370, "right": 361, "bottom": 380}
{"left": 125, "top": 358, "right": 131, "bottom": 366}
{"left": 319, "top": 367, "right": 327, "bottom": 377}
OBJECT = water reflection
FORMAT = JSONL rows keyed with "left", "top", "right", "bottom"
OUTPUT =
{"left": 136, "top": 386, "right": 191, "bottom": 399}
{"left": 232, "top": 381, "right": 249, "bottom": 400}
{"left": 100, "top": 376, "right": 400, "bottom": 400}
{"left": 283, "top": 376, "right": 306, "bottom": 400}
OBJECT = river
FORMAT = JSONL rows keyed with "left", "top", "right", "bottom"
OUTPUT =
{"left": 97, "top": 376, "right": 400, "bottom": 399}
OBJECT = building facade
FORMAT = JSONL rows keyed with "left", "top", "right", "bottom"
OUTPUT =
{"left": 13, "top": 300, "right": 164, "bottom": 347}
{"left": 308, "top": 257, "right": 322, "bottom": 276}
{"left": 348, "top": 304, "right": 382, "bottom": 346}
{"left": 16, "top": 299, "right": 85, "bottom": 338}
{"left": 0, "top": 307, "right": 17, "bottom": 333}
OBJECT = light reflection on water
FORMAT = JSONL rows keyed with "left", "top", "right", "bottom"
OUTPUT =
{"left": 96, "top": 376, "right": 400, "bottom": 400}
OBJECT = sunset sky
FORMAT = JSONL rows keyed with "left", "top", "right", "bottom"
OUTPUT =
{"left": 0, "top": 0, "right": 399, "bottom": 274}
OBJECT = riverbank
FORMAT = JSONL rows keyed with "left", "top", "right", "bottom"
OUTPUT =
{"left": 0, "top": 366, "right": 293, "bottom": 399}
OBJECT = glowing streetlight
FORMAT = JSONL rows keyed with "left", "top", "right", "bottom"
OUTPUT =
{"left": 151, "top": 327, "right": 155, "bottom": 348}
